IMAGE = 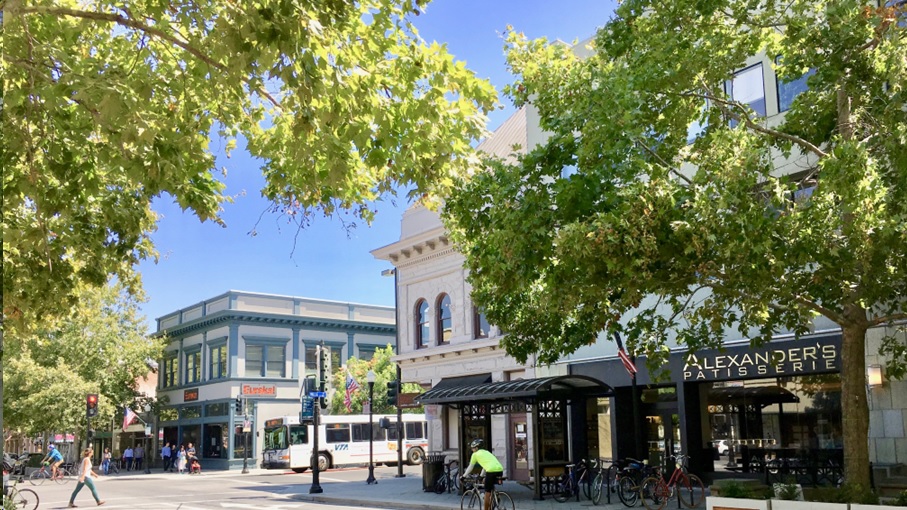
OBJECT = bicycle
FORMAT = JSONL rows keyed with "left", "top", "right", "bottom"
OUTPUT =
{"left": 29, "top": 461, "right": 73, "bottom": 485}
{"left": 593, "top": 457, "right": 646, "bottom": 506}
{"left": 554, "top": 459, "right": 591, "bottom": 503}
{"left": 459, "top": 474, "right": 514, "bottom": 510}
{"left": 4, "top": 474, "right": 40, "bottom": 510}
{"left": 103, "top": 457, "right": 120, "bottom": 476}
{"left": 639, "top": 454, "right": 706, "bottom": 510}
{"left": 434, "top": 459, "right": 460, "bottom": 494}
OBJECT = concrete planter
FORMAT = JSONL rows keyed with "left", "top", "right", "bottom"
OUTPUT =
{"left": 708, "top": 496, "right": 772, "bottom": 510}
{"left": 851, "top": 504, "right": 905, "bottom": 510}
{"left": 772, "top": 500, "right": 847, "bottom": 510}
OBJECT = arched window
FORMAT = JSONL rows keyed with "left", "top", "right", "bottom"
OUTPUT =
{"left": 436, "top": 294, "right": 452, "bottom": 345}
{"left": 415, "top": 300, "right": 429, "bottom": 349}
{"left": 473, "top": 307, "right": 490, "bottom": 339}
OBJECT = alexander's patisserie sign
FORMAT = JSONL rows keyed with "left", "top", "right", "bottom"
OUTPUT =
{"left": 683, "top": 336, "right": 840, "bottom": 381}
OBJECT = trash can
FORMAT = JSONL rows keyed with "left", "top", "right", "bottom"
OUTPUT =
{"left": 422, "top": 453, "right": 446, "bottom": 492}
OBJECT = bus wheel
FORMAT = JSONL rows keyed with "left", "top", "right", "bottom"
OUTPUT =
{"left": 292, "top": 468, "right": 308, "bottom": 473}
{"left": 407, "top": 447, "right": 424, "bottom": 465}
{"left": 317, "top": 453, "right": 331, "bottom": 471}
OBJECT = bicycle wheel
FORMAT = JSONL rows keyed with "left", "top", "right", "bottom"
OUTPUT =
{"left": 28, "top": 469, "right": 48, "bottom": 485}
{"left": 678, "top": 474, "right": 706, "bottom": 508}
{"left": 581, "top": 472, "right": 592, "bottom": 500}
{"left": 494, "top": 490, "right": 515, "bottom": 510}
{"left": 54, "top": 467, "right": 73, "bottom": 484}
{"left": 553, "top": 476, "right": 574, "bottom": 503}
{"left": 434, "top": 475, "right": 448, "bottom": 494}
{"left": 460, "top": 489, "right": 481, "bottom": 510}
{"left": 618, "top": 474, "right": 640, "bottom": 507}
{"left": 591, "top": 472, "right": 604, "bottom": 505}
{"left": 12, "top": 488, "right": 40, "bottom": 510}
{"left": 640, "top": 476, "right": 667, "bottom": 510}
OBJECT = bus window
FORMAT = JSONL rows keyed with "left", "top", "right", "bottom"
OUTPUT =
{"left": 289, "top": 425, "right": 308, "bottom": 445}
{"left": 405, "top": 422, "right": 425, "bottom": 440}
{"left": 325, "top": 424, "right": 350, "bottom": 443}
{"left": 264, "top": 427, "right": 288, "bottom": 450}
{"left": 352, "top": 424, "right": 370, "bottom": 442}
{"left": 387, "top": 424, "right": 400, "bottom": 441}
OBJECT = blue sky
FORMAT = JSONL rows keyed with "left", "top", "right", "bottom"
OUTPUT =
{"left": 136, "top": 0, "right": 617, "bottom": 332}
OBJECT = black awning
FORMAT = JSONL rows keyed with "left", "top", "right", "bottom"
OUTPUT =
{"left": 415, "top": 375, "right": 612, "bottom": 405}
{"left": 709, "top": 385, "right": 800, "bottom": 407}
{"left": 429, "top": 374, "right": 492, "bottom": 392}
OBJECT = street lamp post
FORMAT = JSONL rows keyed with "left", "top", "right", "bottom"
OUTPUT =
{"left": 366, "top": 370, "right": 377, "bottom": 485}
{"left": 381, "top": 267, "right": 405, "bottom": 478}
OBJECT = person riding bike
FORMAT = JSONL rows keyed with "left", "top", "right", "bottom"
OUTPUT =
{"left": 464, "top": 438, "right": 504, "bottom": 510}
{"left": 40, "top": 444, "right": 65, "bottom": 479}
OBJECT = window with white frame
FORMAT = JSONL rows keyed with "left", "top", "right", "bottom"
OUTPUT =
{"left": 473, "top": 307, "right": 490, "bottom": 339}
{"left": 245, "top": 340, "right": 287, "bottom": 377}
{"left": 436, "top": 294, "right": 452, "bottom": 345}
{"left": 163, "top": 353, "right": 178, "bottom": 388}
{"left": 776, "top": 57, "right": 815, "bottom": 113}
{"left": 209, "top": 343, "right": 227, "bottom": 380}
{"left": 415, "top": 299, "right": 429, "bottom": 349}
{"left": 727, "top": 63, "right": 766, "bottom": 126}
{"left": 185, "top": 349, "right": 201, "bottom": 384}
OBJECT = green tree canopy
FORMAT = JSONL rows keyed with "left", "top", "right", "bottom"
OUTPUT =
{"left": 443, "top": 0, "right": 906, "bottom": 486}
{"left": 1, "top": 0, "right": 497, "bottom": 334}
{"left": 328, "top": 345, "right": 421, "bottom": 415}
{"left": 3, "top": 280, "right": 165, "bottom": 436}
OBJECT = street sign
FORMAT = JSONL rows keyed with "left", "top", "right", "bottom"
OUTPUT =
{"left": 243, "top": 419, "right": 251, "bottom": 433}
{"left": 302, "top": 397, "right": 315, "bottom": 420}
{"left": 309, "top": 391, "right": 326, "bottom": 398}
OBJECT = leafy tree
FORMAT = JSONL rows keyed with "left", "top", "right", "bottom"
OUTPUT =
{"left": 3, "top": 280, "right": 165, "bottom": 437}
{"left": 1, "top": 0, "right": 497, "bottom": 335}
{"left": 442, "top": 0, "right": 906, "bottom": 486}
{"left": 328, "top": 345, "right": 422, "bottom": 415}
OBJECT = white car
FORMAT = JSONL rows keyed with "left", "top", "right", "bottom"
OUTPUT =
{"left": 715, "top": 439, "right": 729, "bottom": 455}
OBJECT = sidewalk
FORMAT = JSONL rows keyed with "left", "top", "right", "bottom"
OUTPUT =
{"left": 285, "top": 473, "right": 635, "bottom": 510}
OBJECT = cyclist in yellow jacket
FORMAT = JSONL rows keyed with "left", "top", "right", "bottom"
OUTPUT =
{"left": 464, "top": 438, "right": 504, "bottom": 510}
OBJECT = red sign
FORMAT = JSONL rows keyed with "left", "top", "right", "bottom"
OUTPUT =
{"left": 242, "top": 384, "right": 277, "bottom": 397}
{"left": 184, "top": 388, "right": 199, "bottom": 402}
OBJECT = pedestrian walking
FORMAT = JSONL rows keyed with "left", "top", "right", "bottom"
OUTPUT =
{"left": 123, "top": 446, "right": 134, "bottom": 471}
{"left": 177, "top": 445, "right": 187, "bottom": 474}
{"left": 134, "top": 445, "right": 144, "bottom": 470}
{"left": 101, "top": 448, "right": 112, "bottom": 475}
{"left": 161, "top": 443, "right": 172, "bottom": 472}
{"left": 68, "top": 446, "right": 105, "bottom": 507}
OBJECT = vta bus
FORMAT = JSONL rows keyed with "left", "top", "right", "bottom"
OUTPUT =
{"left": 261, "top": 414, "right": 428, "bottom": 472}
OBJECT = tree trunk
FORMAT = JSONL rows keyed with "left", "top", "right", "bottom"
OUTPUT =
{"left": 841, "top": 304, "right": 871, "bottom": 488}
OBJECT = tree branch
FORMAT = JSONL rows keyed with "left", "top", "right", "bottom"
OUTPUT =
{"left": 685, "top": 88, "right": 828, "bottom": 159}
{"left": 633, "top": 137, "right": 693, "bottom": 185}
{"left": 16, "top": 4, "right": 281, "bottom": 109}
{"left": 868, "top": 313, "right": 907, "bottom": 328}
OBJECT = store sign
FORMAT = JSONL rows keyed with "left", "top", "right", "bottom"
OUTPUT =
{"left": 184, "top": 388, "right": 199, "bottom": 402}
{"left": 683, "top": 336, "right": 840, "bottom": 381}
{"left": 242, "top": 384, "right": 277, "bottom": 397}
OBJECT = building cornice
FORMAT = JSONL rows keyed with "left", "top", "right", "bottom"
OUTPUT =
{"left": 153, "top": 310, "right": 395, "bottom": 339}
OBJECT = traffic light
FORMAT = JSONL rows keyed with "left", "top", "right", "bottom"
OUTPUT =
{"left": 86, "top": 394, "right": 99, "bottom": 419}
{"left": 318, "top": 346, "right": 331, "bottom": 387}
{"left": 386, "top": 380, "right": 399, "bottom": 407}
{"left": 234, "top": 396, "right": 243, "bottom": 414}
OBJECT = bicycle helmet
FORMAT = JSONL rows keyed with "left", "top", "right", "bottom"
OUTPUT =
{"left": 470, "top": 438, "right": 484, "bottom": 449}
{"left": 48, "top": 444, "right": 55, "bottom": 450}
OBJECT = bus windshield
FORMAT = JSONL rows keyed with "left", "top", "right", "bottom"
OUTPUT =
{"left": 264, "top": 424, "right": 308, "bottom": 450}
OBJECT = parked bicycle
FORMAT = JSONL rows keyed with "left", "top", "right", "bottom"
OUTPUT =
{"left": 29, "top": 460, "right": 73, "bottom": 485}
{"left": 4, "top": 473, "right": 40, "bottom": 510}
{"left": 460, "top": 474, "right": 514, "bottom": 510}
{"left": 593, "top": 457, "right": 650, "bottom": 506}
{"left": 554, "top": 459, "right": 592, "bottom": 503}
{"left": 640, "top": 454, "right": 705, "bottom": 510}
{"left": 434, "top": 459, "right": 460, "bottom": 494}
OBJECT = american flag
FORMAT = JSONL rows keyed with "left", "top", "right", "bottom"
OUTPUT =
{"left": 344, "top": 372, "right": 361, "bottom": 412}
{"left": 122, "top": 407, "right": 138, "bottom": 431}
{"left": 613, "top": 332, "right": 638, "bottom": 376}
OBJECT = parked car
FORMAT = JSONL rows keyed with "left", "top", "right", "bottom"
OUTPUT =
{"left": 715, "top": 439, "right": 729, "bottom": 455}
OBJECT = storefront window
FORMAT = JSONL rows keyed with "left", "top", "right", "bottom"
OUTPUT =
{"left": 181, "top": 425, "right": 200, "bottom": 450}
{"left": 233, "top": 426, "right": 250, "bottom": 459}
{"left": 181, "top": 406, "right": 201, "bottom": 419}
{"left": 159, "top": 407, "right": 178, "bottom": 422}
{"left": 205, "top": 403, "right": 228, "bottom": 417}
{"left": 203, "top": 423, "right": 227, "bottom": 458}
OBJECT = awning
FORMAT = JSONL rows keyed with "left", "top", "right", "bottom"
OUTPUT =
{"left": 416, "top": 375, "right": 612, "bottom": 405}
{"left": 429, "top": 374, "right": 492, "bottom": 392}
{"left": 709, "top": 385, "right": 800, "bottom": 407}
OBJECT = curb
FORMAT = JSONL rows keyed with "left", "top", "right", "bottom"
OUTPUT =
{"left": 290, "top": 493, "right": 459, "bottom": 510}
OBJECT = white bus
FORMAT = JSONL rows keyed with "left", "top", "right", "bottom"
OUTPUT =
{"left": 261, "top": 414, "right": 428, "bottom": 472}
